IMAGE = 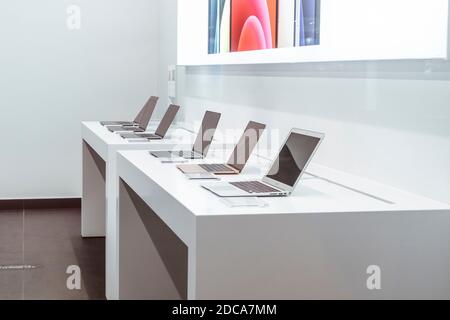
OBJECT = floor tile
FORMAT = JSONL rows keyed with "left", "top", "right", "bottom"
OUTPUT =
{"left": 23, "top": 208, "right": 105, "bottom": 300}
{"left": 0, "top": 207, "right": 105, "bottom": 300}
{"left": 0, "top": 270, "right": 23, "bottom": 300}
{"left": 0, "top": 210, "right": 23, "bottom": 257}
{"left": 0, "top": 210, "right": 24, "bottom": 300}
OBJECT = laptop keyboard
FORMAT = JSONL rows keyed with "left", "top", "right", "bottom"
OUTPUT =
{"left": 138, "top": 133, "right": 159, "bottom": 139}
{"left": 199, "top": 164, "right": 235, "bottom": 173}
{"left": 178, "top": 151, "right": 194, "bottom": 157}
{"left": 123, "top": 127, "right": 144, "bottom": 132}
{"left": 177, "top": 151, "right": 203, "bottom": 159}
{"left": 230, "top": 181, "right": 281, "bottom": 194}
{"left": 110, "top": 126, "right": 143, "bottom": 133}
{"left": 121, "top": 133, "right": 148, "bottom": 139}
{"left": 101, "top": 121, "right": 135, "bottom": 126}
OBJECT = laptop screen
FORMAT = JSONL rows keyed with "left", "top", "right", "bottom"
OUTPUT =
{"left": 266, "top": 131, "right": 322, "bottom": 187}
{"left": 136, "top": 96, "right": 159, "bottom": 128}
{"left": 154, "top": 104, "right": 180, "bottom": 137}
{"left": 227, "top": 121, "right": 266, "bottom": 172}
{"left": 192, "top": 111, "right": 221, "bottom": 156}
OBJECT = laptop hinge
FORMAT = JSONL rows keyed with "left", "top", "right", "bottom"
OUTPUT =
{"left": 227, "top": 163, "right": 241, "bottom": 172}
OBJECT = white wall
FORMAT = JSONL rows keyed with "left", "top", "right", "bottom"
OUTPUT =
{"left": 171, "top": 6, "right": 450, "bottom": 204}
{"left": 156, "top": 0, "right": 178, "bottom": 109}
{"left": 0, "top": 0, "right": 159, "bottom": 199}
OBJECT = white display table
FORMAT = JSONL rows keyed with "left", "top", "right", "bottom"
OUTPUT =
{"left": 117, "top": 149, "right": 450, "bottom": 300}
{"left": 81, "top": 121, "right": 197, "bottom": 300}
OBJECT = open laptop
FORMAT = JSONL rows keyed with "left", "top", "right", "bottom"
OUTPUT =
{"left": 177, "top": 121, "right": 266, "bottom": 175}
{"left": 106, "top": 96, "right": 159, "bottom": 132}
{"left": 151, "top": 111, "right": 221, "bottom": 160}
{"left": 202, "top": 128, "right": 324, "bottom": 197}
{"left": 120, "top": 104, "right": 180, "bottom": 140}
{"left": 102, "top": 96, "right": 158, "bottom": 128}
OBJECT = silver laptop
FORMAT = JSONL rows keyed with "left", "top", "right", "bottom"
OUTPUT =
{"left": 151, "top": 111, "right": 221, "bottom": 160}
{"left": 101, "top": 101, "right": 146, "bottom": 126}
{"left": 106, "top": 96, "right": 159, "bottom": 132}
{"left": 120, "top": 104, "right": 180, "bottom": 140}
{"left": 202, "top": 128, "right": 324, "bottom": 197}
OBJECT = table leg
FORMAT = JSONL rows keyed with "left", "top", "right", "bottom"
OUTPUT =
{"left": 118, "top": 179, "right": 188, "bottom": 300}
{"left": 81, "top": 140, "right": 106, "bottom": 237}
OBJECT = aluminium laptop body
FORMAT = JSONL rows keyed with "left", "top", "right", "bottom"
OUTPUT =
{"left": 177, "top": 121, "right": 266, "bottom": 175}
{"left": 151, "top": 111, "right": 221, "bottom": 160}
{"left": 202, "top": 128, "right": 324, "bottom": 197}
{"left": 101, "top": 98, "right": 148, "bottom": 127}
{"left": 102, "top": 96, "right": 159, "bottom": 127}
{"left": 120, "top": 104, "right": 181, "bottom": 140}
{"left": 106, "top": 96, "right": 159, "bottom": 132}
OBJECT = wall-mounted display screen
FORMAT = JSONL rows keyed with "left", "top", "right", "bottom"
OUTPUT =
{"left": 208, "top": 0, "right": 320, "bottom": 54}
{"left": 179, "top": 0, "right": 449, "bottom": 65}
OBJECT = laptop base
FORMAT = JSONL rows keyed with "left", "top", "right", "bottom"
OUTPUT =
{"left": 152, "top": 150, "right": 203, "bottom": 160}
{"left": 108, "top": 126, "right": 144, "bottom": 133}
{"left": 101, "top": 121, "right": 136, "bottom": 126}
{"left": 202, "top": 181, "right": 288, "bottom": 198}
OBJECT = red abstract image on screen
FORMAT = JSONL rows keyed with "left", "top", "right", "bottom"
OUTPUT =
{"left": 231, "top": 0, "right": 277, "bottom": 52}
{"left": 208, "top": 0, "right": 320, "bottom": 54}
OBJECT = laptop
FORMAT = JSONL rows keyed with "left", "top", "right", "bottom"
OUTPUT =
{"left": 101, "top": 99, "right": 148, "bottom": 127}
{"left": 177, "top": 121, "right": 266, "bottom": 175}
{"left": 100, "top": 105, "right": 143, "bottom": 126}
{"left": 202, "top": 128, "right": 324, "bottom": 197}
{"left": 151, "top": 111, "right": 221, "bottom": 160}
{"left": 120, "top": 104, "right": 181, "bottom": 140}
{"left": 106, "top": 96, "right": 159, "bottom": 132}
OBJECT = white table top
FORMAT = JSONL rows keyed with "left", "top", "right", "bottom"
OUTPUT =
{"left": 81, "top": 121, "right": 201, "bottom": 160}
{"left": 81, "top": 121, "right": 239, "bottom": 161}
{"left": 117, "top": 150, "right": 450, "bottom": 217}
{"left": 82, "top": 120, "right": 195, "bottom": 145}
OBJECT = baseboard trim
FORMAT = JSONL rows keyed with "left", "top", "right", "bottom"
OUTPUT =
{"left": 0, "top": 198, "right": 81, "bottom": 210}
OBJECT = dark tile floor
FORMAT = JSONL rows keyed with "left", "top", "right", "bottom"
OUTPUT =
{"left": 0, "top": 208, "right": 105, "bottom": 300}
